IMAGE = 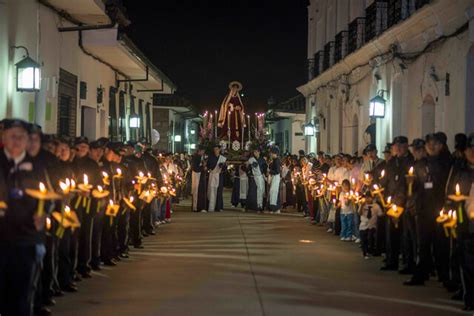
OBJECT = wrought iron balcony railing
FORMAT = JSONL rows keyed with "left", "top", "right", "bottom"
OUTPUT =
{"left": 314, "top": 50, "right": 324, "bottom": 77}
{"left": 323, "top": 42, "right": 335, "bottom": 71}
{"left": 348, "top": 17, "right": 365, "bottom": 54}
{"left": 335, "top": 30, "right": 349, "bottom": 63}
{"left": 365, "top": 0, "right": 388, "bottom": 42}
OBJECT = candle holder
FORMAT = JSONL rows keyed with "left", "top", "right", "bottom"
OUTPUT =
{"left": 102, "top": 171, "right": 110, "bottom": 186}
{"left": 78, "top": 175, "right": 93, "bottom": 192}
{"left": 123, "top": 196, "right": 137, "bottom": 211}
{"left": 25, "top": 182, "right": 61, "bottom": 216}
{"left": 387, "top": 204, "right": 404, "bottom": 225}
{"left": 105, "top": 200, "right": 120, "bottom": 225}
{"left": 139, "top": 190, "right": 154, "bottom": 204}
{"left": 448, "top": 184, "right": 467, "bottom": 223}
{"left": 113, "top": 168, "right": 123, "bottom": 179}
{"left": 371, "top": 184, "right": 387, "bottom": 207}
{"left": 0, "top": 201, "right": 8, "bottom": 209}
{"left": 92, "top": 185, "right": 110, "bottom": 199}
{"left": 443, "top": 210, "right": 458, "bottom": 239}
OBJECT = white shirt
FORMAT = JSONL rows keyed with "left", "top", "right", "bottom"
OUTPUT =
{"left": 327, "top": 166, "right": 337, "bottom": 181}
{"left": 359, "top": 203, "right": 383, "bottom": 230}
{"left": 4, "top": 149, "right": 26, "bottom": 168}
{"left": 335, "top": 167, "right": 350, "bottom": 184}
{"left": 339, "top": 192, "right": 355, "bottom": 214}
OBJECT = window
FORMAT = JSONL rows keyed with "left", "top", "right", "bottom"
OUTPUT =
{"left": 348, "top": 18, "right": 365, "bottom": 54}
{"left": 119, "top": 91, "right": 126, "bottom": 141}
{"left": 365, "top": 0, "right": 388, "bottom": 42}
{"left": 57, "top": 68, "right": 77, "bottom": 137}
{"left": 335, "top": 31, "right": 349, "bottom": 63}
{"left": 109, "top": 87, "right": 118, "bottom": 141}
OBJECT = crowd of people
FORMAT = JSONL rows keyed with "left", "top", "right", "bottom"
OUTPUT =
{"left": 0, "top": 118, "right": 192, "bottom": 316}
{"left": 1, "top": 115, "right": 473, "bottom": 314}
{"left": 195, "top": 131, "right": 472, "bottom": 312}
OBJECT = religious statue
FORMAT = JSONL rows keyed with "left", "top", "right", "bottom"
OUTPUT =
{"left": 218, "top": 81, "right": 245, "bottom": 143}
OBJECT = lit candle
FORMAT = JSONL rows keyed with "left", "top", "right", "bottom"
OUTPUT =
{"left": 83, "top": 174, "right": 89, "bottom": 186}
{"left": 59, "top": 181, "right": 69, "bottom": 194}
{"left": 37, "top": 182, "right": 47, "bottom": 216}
{"left": 380, "top": 169, "right": 385, "bottom": 179}
{"left": 46, "top": 217, "right": 52, "bottom": 231}
{"left": 407, "top": 166, "right": 414, "bottom": 196}
{"left": 455, "top": 183, "right": 461, "bottom": 197}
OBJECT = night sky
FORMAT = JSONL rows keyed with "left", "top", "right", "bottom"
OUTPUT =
{"left": 122, "top": 0, "right": 308, "bottom": 112}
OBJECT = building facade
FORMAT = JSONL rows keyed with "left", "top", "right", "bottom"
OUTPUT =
{"left": 266, "top": 95, "right": 306, "bottom": 154}
{"left": 152, "top": 94, "right": 200, "bottom": 153}
{"left": 298, "top": 0, "right": 474, "bottom": 155}
{"left": 0, "top": 0, "right": 175, "bottom": 142}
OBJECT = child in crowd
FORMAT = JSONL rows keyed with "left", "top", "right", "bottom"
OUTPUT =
{"left": 339, "top": 179, "right": 355, "bottom": 241}
{"left": 358, "top": 192, "right": 383, "bottom": 259}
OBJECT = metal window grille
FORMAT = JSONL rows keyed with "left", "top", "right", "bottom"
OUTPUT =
{"left": 365, "top": 0, "right": 388, "bottom": 42}
{"left": 335, "top": 31, "right": 349, "bottom": 63}
{"left": 314, "top": 51, "right": 324, "bottom": 77}
{"left": 323, "top": 42, "right": 335, "bottom": 71}
{"left": 348, "top": 18, "right": 365, "bottom": 54}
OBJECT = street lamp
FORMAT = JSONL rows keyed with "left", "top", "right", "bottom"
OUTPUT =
{"left": 369, "top": 90, "right": 387, "bottom": 119}
{"left": 304, "top": 121, "right": 315, "bottom": 136}
{"left": 174, "top": 135, "right": 182, "bottom": 142}
{"left": 12, "top": 46, "right": 41, "bottom": 92}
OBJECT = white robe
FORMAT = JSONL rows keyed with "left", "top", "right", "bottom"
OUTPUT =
{"left": 207, "top": 155, "right": 226, "bottom": 212}
{"left": 248, "top": 157, "right": 264, "bottom": 208}
{"left": 239, "top": 169, "right": 248, "bottom": 200}
{"left": 269, "top": 174, "right": 281, "bottom": 207}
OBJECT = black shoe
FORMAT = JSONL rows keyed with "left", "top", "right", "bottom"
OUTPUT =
{"left": 398, "top": 267, "right": 413, "bottom": 275}
{"left": 134, "top": 244, "right": 144, "bottom": 249}
{"left": 35, "top": 306, "right": 52, "bottom": 316}
{"left": 380, "top": 265, "right": 398, "bottom": 271}
{"left": 142, "top": 232, "right": 149, "bottom": 237}
{"left": 91, "top": 264, "right": 102, "bottom": 271}
{"left": 451, "top": 290, "right": 463, "bottom": 301}
{"left": 114, "top": 256, "right": 122, "bottom": 262}
{"left": 147, "top": 231, "right": 156, "bottom": 236}
{"left": 62, "top": 284, "right": 78, "bottom": 293}
{"left": 73, "top": 274, "right": 82, "bottom": 282}
{"left": 403, "top": 278, "right": 425, "bottom": 286}
{"left": 43, "top": 297, "right": 56, "bottom": 306}
{"left": 54, "top": 290, "right": 64, "bottom": 297}
{"left": 103, "top": 259, "right": 117, "bottom": 266}
{"left": 119, "top": 253, "right": 129, "bottom": 259}
{"left": 80, "top": 271, "right": 92, "bottom": 279}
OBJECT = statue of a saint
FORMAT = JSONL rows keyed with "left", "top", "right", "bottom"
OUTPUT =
{"left": 218, "top": 81, "right": 245, "bottom": 142}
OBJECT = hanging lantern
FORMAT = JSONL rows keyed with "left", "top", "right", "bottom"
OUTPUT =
{"left": 129, "top": 113, "right": 140, "bottom": 129}
{"left": 304, "top": 122, "right": 315, "bottom": 136}
{"left": 369, "top": 92, "right": 386, "bottom": 118}
{"left": 13, "top": 46, "right": 41, "bottom": 92}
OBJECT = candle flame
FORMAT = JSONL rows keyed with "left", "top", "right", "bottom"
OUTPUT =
{"left": 392, "top": 204, "right": 397, "bottom": 211}
{"left": 59, "top": 181, "right": 68, "bottom": 192}
{"left": 102, "top": 171, "right": 109, "bottom": 178}
{"left": 455, "top": 183, "right": 461, "bottom": 196}
{"left": 46, "top": 217, "right": 51, "bottom": 230}
{"left": 387, "top": 196, "right": 392, "bottom": 204}
{"left": 138, "top": 171, "right": 144, "bottom": 178}
{"left": 65, "top": 178, "right": 70, "bottom": 186}
{"left": 83, "top": 174, "right": 89, "bottom": 186}
{"left": 98, "top": 185, "right": 103, "bottom": 192}
{"left": 351, "top": 177, "right": 355, "bottom": 185}
{"left": 381, "top": 170, "right": 385, "bottom": 178}
{"left": 71, "top": 179, "right": 76, "bottom": 189}
{"left": 109, "top": 199, "right": 114, "bottom": 206}
{"left": 147, "top": 172, "right": 151, "bottom": 178}
{"left": 116, "top": 168, "right": 122, "bottom": 176}
{"left": 39, "top": 182, "right": 46, "bottom": 193}
{"left": 64, "top": 205, "right": 71, "bottom": 214}
{"left": 130, "top": 196, "right": 134, "bottom": 203}
{"left": 408, "top": 166, "right": 414, "bottom": 176}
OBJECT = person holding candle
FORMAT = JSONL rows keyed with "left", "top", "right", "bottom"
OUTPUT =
{"left": 339, "top": 179, "right": 356, "bottom": 241}
{"left": 359, "top": 192, "right": 384, "bottom": 258}
{"left": 28, "top": 124, "right": 64, "bottom": 314}
{"left": 379, "top": 136, "right": 414, "bottom": 272}
{"left": 0, "top": 119, "right": 48, "bottom": 316}
{"left": 445, "top": 133, "right": 474, "bottom": 311}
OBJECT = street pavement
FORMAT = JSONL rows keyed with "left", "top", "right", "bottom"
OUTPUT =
{"left": 53, "top": 199, "right": 468, "bottom": 316}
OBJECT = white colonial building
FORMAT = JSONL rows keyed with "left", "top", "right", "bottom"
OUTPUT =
{"left": 298, "top": 0, "right": 474, "bottom": 155}
{"left": 0, "top": 0, "right": 176, "bottom": 142}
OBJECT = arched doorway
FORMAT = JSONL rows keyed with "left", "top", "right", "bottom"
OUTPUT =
{"left": 352, "top": 114, "right": 359, "bottom": 155}
{"left": 421, "top": 95, "right": 436, "bottom": 137}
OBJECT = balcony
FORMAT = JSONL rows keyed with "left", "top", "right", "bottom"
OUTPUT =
{"left": 348, "top": 17, "right": 365, "bottom": 54}
{"left": 323, "top": 42, "right": 335, "bottom": 71}
{"left": 314, "top": 51, "right": 324, "bottom": 77}
{"left": 388, "top": 0, "right": 415, "bottom": 27}
{"left": 335, "top": 30, "right": 349, "bottom": 63}
{"left": 307, "top": 58, "right": 315, "bottom": 81}
{"left": 365, "top": 0, "right": 388, "bottom": 42}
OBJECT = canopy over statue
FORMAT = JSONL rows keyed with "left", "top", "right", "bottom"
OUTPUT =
{"left": 218, "top": 81, "right": 246, "bottom": 143}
